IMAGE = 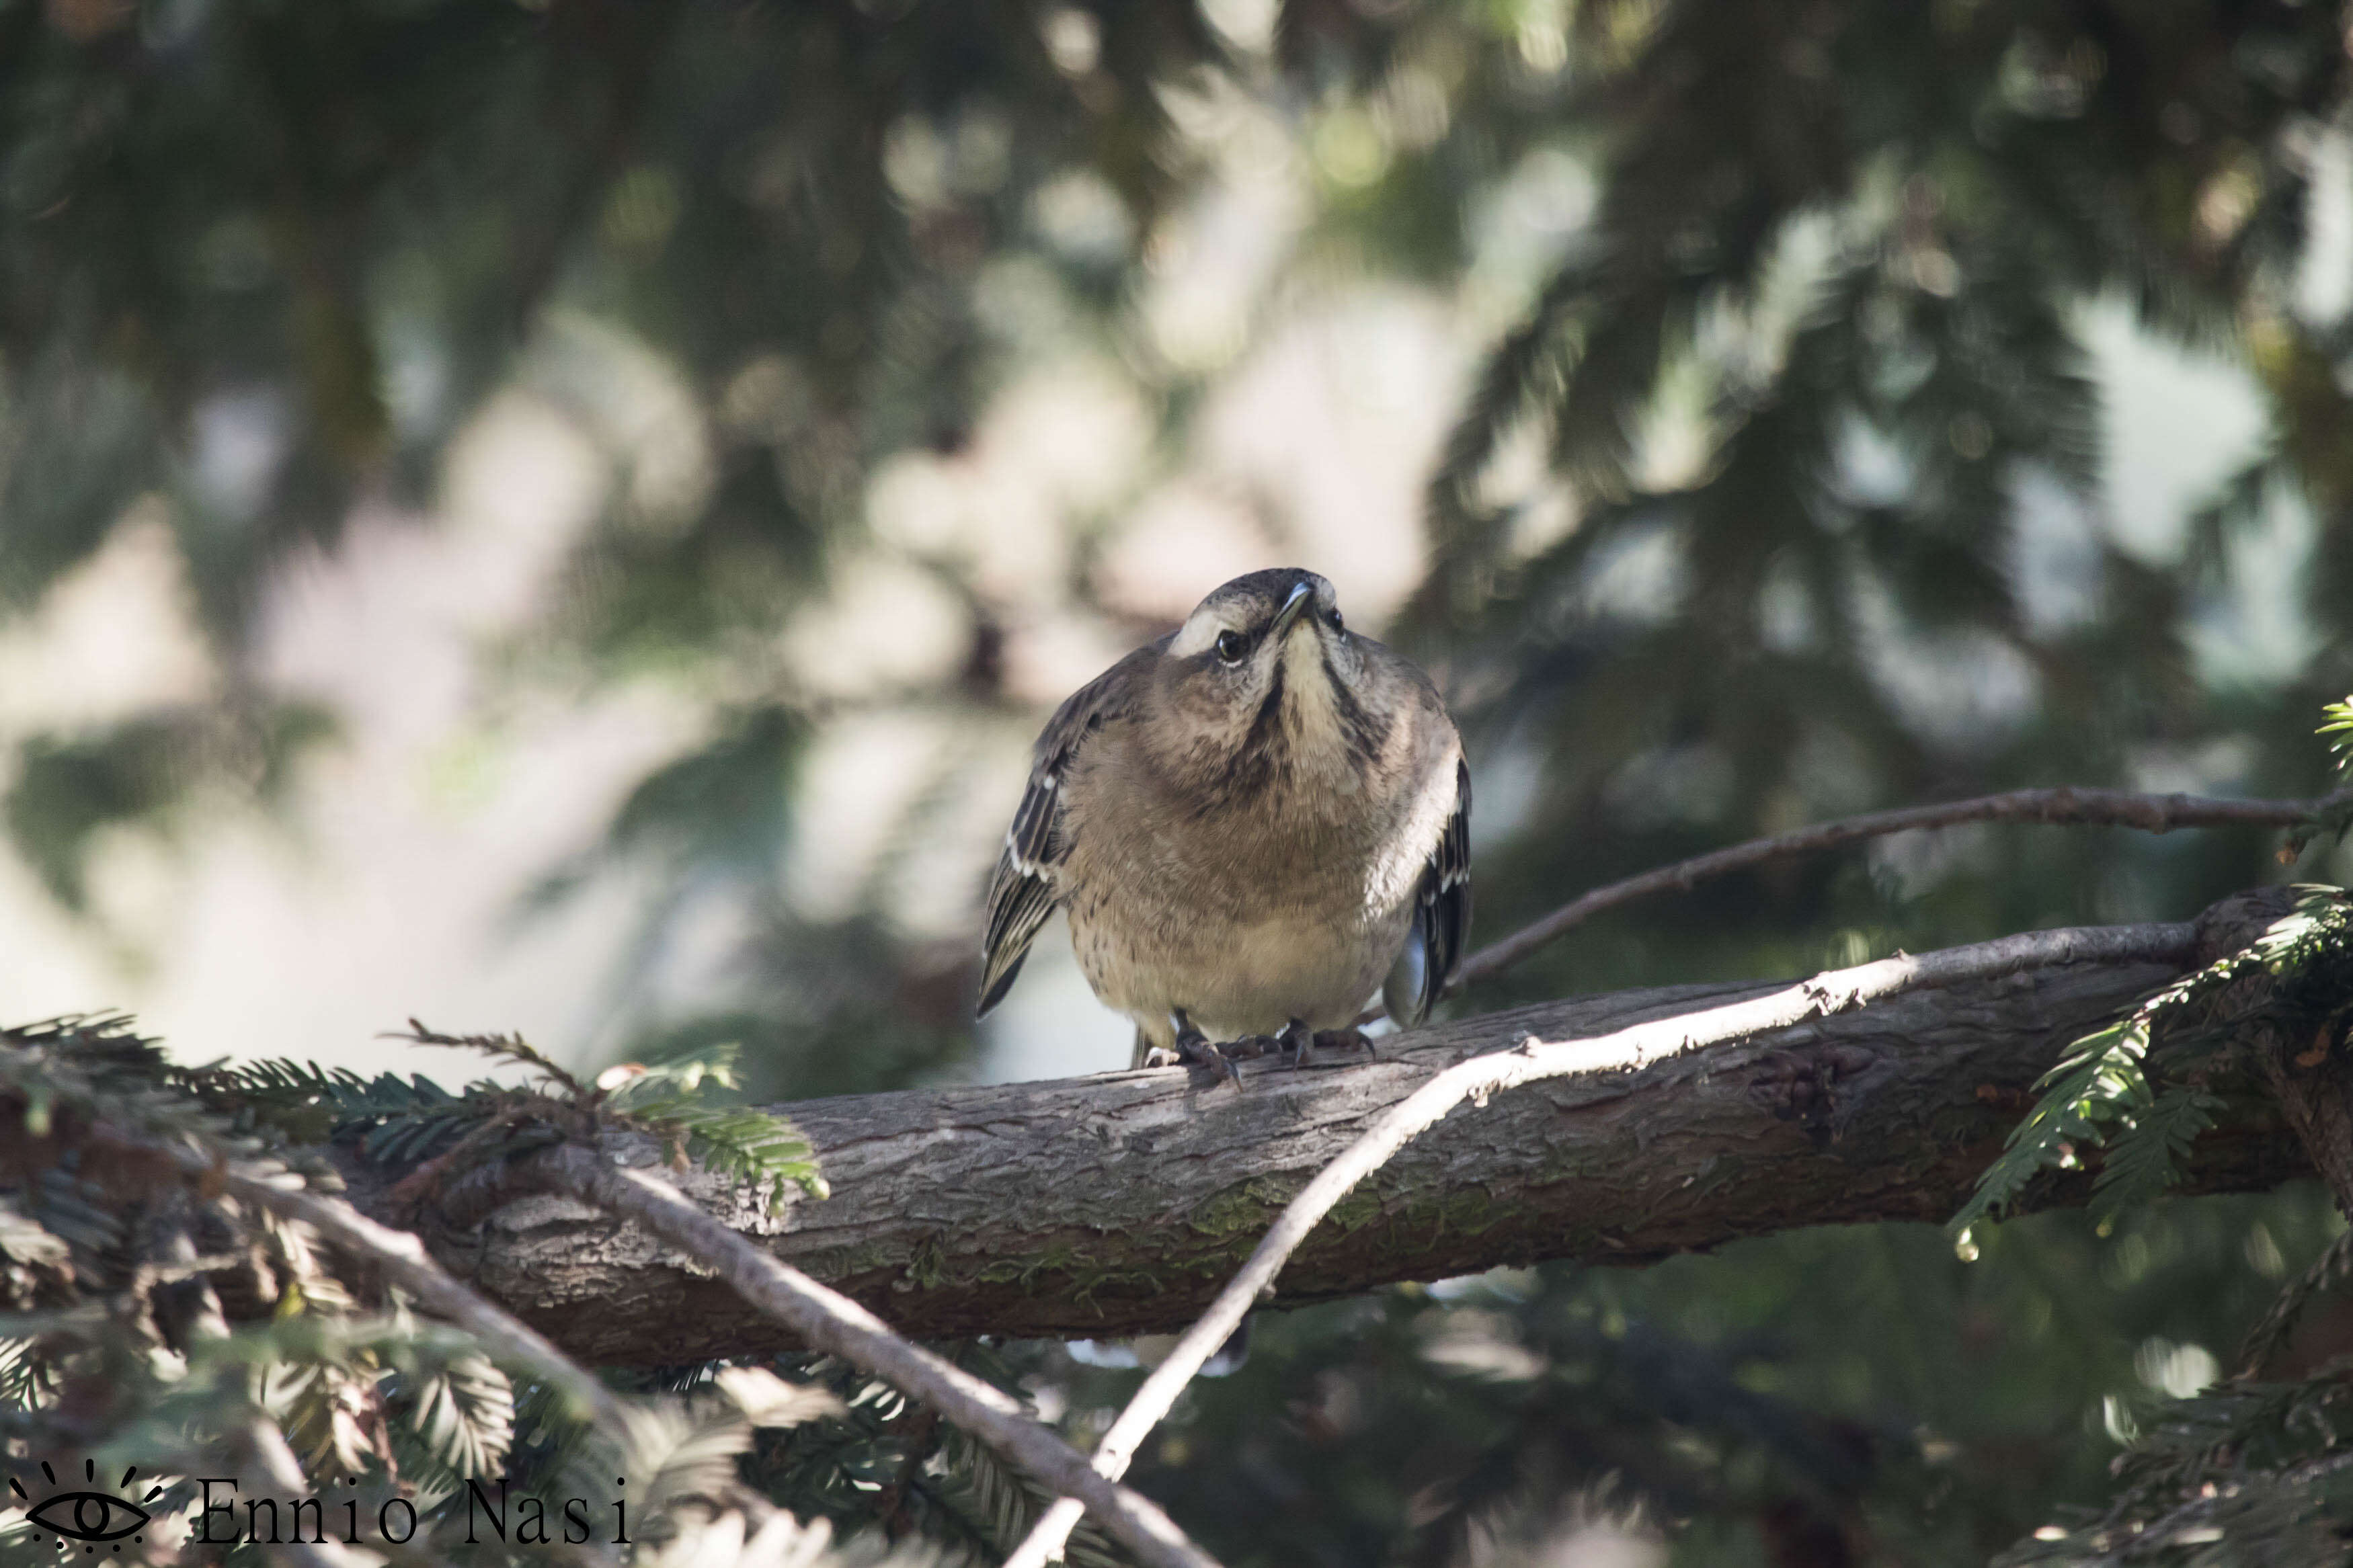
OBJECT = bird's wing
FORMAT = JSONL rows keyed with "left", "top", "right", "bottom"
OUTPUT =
{"left": 976, "top": 652, "right": 1143, "bottom": 1018}
{"left": 1388, "top": 757, "right": 1472, "bottom": 1028}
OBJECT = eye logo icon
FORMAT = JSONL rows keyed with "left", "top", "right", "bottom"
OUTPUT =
{"left": 11, "top": 1460, "right": 160, "bottom": 1553}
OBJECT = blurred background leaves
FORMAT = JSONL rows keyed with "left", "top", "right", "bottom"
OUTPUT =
{"left": 6, "top": 0, "right": 2353, "bottom": 1561}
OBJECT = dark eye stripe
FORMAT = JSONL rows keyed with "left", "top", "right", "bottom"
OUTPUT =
{"left": 1320, "top": 644, "right": 1390, "bottom": 761}
{"left": 1240, "top": 659, "right": 1287, "bottom": 754}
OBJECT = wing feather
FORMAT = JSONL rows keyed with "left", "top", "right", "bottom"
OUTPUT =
{"left": 975, "top": 651, "right": 1145, "bottom": 1018}
{"left": 1387, "top": 757, "right": 1472, "bottom": 1027}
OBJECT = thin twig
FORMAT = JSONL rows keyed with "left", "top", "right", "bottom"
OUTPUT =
{"left": 516, "top": 1143, "right": 1227, "bottom": 1568}
{"left": 2238, "top": 1225, "right": 2353, "bottom": 1376}
{"left": 1450, "top": 785, "right": 2350, "bottom": 993}
{"left": 385, "top": 1106, "right": 532, "bottom": 1218}
{"left": 1004, "top": 919, "right": 2203, "bottom": 1568}
{"left": 99, "top": 1128, "right": 637, "bottom": 1434}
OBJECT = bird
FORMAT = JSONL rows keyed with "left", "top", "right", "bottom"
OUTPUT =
{"left": 977, "top": 567, "right": 1470, "bottom": 1080}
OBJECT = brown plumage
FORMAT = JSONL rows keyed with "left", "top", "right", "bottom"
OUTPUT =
{"left": 978, "top": 569, "right": 1470, "bottom": 1071}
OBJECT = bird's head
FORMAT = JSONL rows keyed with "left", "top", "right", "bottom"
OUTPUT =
{"left": 1148, "top": 568, "right": 1384, "bottom": 788}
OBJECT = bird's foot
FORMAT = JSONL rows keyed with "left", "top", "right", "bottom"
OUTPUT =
{"left": 1226, "top": 1020, "right": 1326, "bottom": 1069}
{"left": 1176, "top": 1034, "right": 1245, "bottom": 1089}
{"left": 1244, "top": 1022, "right": 1374, "bottom": 1069}
{"left": 1314, "top": 1026, "right": 1378, "bottom": 1059}
{"left": 1166, "top": 1012, "right": 1243, "bottom": 1089}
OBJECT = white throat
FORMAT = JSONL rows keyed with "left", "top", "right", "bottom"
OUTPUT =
{"left": 1275, "top": 631, "right": 1363, "bottom": 794}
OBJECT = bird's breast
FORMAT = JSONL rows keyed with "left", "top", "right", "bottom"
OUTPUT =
{"left": 1062, "top": 770, "right": 1432, "bottom": 1037}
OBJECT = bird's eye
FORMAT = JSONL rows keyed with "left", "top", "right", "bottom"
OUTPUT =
{"left": 1214, "top": 630, "right": 1247, "bottom": 664}
{"left": 1326, "top": 607, "right": 1345, "bottom": 632}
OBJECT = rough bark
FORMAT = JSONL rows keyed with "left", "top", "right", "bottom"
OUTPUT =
{"left": 345, "top": 909, "right": 2316, "bottom": 1367}
{"left": 2210, "top": 887, "right": 2353, "bottom": 1216}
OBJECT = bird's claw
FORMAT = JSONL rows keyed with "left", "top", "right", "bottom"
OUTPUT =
{"left": 1178, "top": 1035, "right": 1244, "bottom": 1089}
{"left": 1314, "top": 1026, "right": 1377, "bottom": 1059}
{"left": 1172, "top": 1014, "right": 1244, "bottom": 1089}
{"left": 1246, "top": 1022, "right": 1375, "bottom": 1070}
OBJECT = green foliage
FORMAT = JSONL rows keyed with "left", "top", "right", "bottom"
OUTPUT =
{"left": 1061, "top": 1190, "right": 2342, "bottom": 1568}
{"left": 0, "top": 1014, "right": 330, "bottom": 1186}
{"left": 1954, "top": 1018, "right": 2164, "bottom": 1241}
{"left": 0, "top": 1013, "right": 899, "bottom": 1565}
{"left": 1956, "top": 887, "right": 2353, "bottom": 1240}
{"left": 208, "top": 1024, "right": 826, "bottom": 1211}
{"left": 1929, "top": 877, "right": 2353, "bottom": 1563}
{"left": 606, "top": 1043, "right": 830, "bottom": 1206}
{"left": 0, "top": 702, "right": 334, "bottom": 913}
{"left": 2239, "top": 1227, "right": 2353, "bottom": 1378}
{"left": 2091, "top": 1087, "right": 2228, "bottom": 1223}
{"left": 727, "top": 1342, "right": 1121, "bottom": 1568}
{"left": 0, "top": 0, "right": 1216, "bottom": 640}
{"left": 2323, "top": 697, "right": 2353, "bottom": 774}
{"left": 9, "top": 1, "right": 2353, "bottom": 1564}
{"left": 405, "top": 1352, "right": 520, "bottom": 1484}
{"left": 918, "top": 1429, "right": 1124, "bottom": 1568}
{"left": 1392, "top": 0, "right": 2353, "bottom": 1040}
{"left": 3, "top": 720, "right": 190, "bottom": 911}
{"left": 0, "top": 1017, "right": 529, "bottom": 1536}
{"left": 1995, "top": 1376, "right": 2353, "bottom": 1567}
{"left": 649, "top": 1102, "right": 831, "bottom": 1210}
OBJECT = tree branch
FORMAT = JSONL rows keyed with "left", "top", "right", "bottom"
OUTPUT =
{"left": 139, "top": 1124, "right": 1228, "bottom": 1567}
{"left": 364, "top": 893, "right": 2313, "bottom": 1365}
{"left": 509, "top": 1145, "right": 1226, "bottom": 1568}
{"left": 1451, "top": 786, "right": 2350, "bottom": 993}
{"left": 114, "top": 1137, "right": 637, "bottom": 1436}
{"left": 1006, "top": 919, "right": 2210, "bottom": 1568}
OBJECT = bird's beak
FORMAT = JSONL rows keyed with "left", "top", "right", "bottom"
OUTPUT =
{"left": 1270, "top": 581, "right": 1314, "bottom": 641}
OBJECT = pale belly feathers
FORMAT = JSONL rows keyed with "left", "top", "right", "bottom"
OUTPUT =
{"left": 1072, "top": 888, "right": 1412, "bottom": 1045}
{"left": 1062, "top": 784, "right": 1436, "bottom": 1050}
